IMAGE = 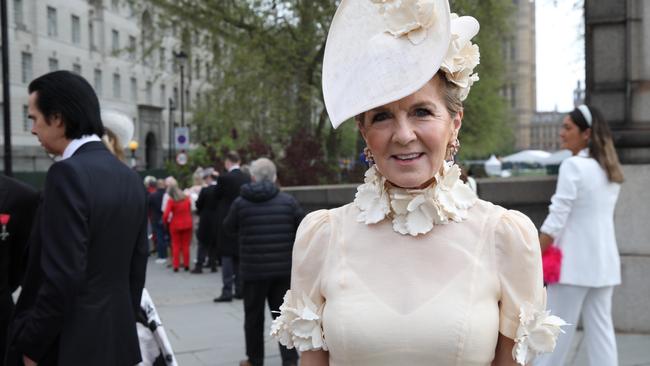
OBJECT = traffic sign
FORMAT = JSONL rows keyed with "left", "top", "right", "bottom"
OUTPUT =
{"left": 174, "top": 127, "right": 189, "bottom": 150}
{"left": 176, "top": 152, "right": 188, "bottom": 166}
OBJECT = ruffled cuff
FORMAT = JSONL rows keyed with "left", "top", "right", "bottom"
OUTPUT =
{"left": 511, "top": 302, "right": 568, "bottom": 365}
{"left": 270, "top": 290, "right": 328, "bottom": 352}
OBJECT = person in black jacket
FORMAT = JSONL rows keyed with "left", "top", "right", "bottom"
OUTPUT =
{"left": 192, "top": 168, "right": 219, "bottom": 274}
{"left": 224, "top": 158, "right": 302, "bottom": 366}
{"left": 0, "top": 175, "right": 39, "bottom": 364}
{"left": 149, "top": 179, "right": 169, "bottom": 264}
{"left": 213, "top": 152, "right": 251, "bottom": 302}
{"left": 7, "top": 71, "right": 148, "bottom": 366}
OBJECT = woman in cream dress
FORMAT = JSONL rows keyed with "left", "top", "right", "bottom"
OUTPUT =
{"left": 271, "top": 1, "right": 566, "bottom": 365}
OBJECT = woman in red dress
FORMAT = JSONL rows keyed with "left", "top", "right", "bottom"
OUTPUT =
{"left": 163, "top": 184, "right": 193, "bottom": 272}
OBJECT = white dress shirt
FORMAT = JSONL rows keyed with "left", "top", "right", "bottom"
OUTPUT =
{"left": 58, "top": 134, "right": 102, "bottom": 161}
{"left": 540, "top": 149, "right": 621, "bottom": 287}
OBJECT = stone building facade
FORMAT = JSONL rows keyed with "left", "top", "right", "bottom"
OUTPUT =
{"left": 504, "top": 0, "right": 537, "bottom": 151}
{"left": 1, "top": 0, "right": 211, "bottom": 171}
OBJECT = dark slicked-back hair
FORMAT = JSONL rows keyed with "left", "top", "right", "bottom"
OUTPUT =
{"left": 28, "top": 70, "right": 104, "bottom": 139}
{"left": 225, "top": 150, "right": 241, "bottom": 164}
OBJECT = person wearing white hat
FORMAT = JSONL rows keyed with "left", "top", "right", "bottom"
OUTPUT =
{"left": 100, "top": 109, "right": 135, "bottom": 162}
{"left": 270, "top": 1, "right": 565, "bottom": 365}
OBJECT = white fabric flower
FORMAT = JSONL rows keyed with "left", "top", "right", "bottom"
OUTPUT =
{"left": 441, "top": 14, "right": 481, "bottom": 101}
{"left": 512, "top": 301, "right": 568, "bottom": 365}
{"left": 270, "top": 290, "right": 328, "bottom": 352}
{"left": 354, "top": 163, "right": 478, "bottom": 236}
{"left": 371, "top": 0, "right": 438, "bottom": 44}
{"left": 354, "top": 166, "right": 391, "bottom": 224}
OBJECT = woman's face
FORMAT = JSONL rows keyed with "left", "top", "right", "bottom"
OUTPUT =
{"left": 560, "top": 116, "right": 590, "bottom": 155}
{"left": 359, "top": 76, "right": 462, "bottom": 189}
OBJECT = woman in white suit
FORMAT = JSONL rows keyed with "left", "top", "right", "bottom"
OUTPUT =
{"left": 536, "top": 105, "right": 625, "bottom": 366}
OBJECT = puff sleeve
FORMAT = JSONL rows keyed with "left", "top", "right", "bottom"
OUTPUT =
{"left": 270, "top": 210, "right": 331, "bottom": 352}
{"left": 496, "top": 210, "right": 567, "bottom": 365}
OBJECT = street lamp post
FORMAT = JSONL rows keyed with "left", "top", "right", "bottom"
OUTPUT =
{"left": 128, "top": 140, "right": 139, "bottom": 169}
{"left": 168, "top": 97, "right": 176, "bottom": 162}
{"left": 173, "top": 50, "right": 188, "bottom": 128}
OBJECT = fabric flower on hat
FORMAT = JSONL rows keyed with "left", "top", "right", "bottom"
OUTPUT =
{"left": 371, "top": 0, "right": 439, "bottom": 44}
{"left": 270, "top": 290, "right": 328, "bottom": 352}
{"left": 441, "top": 15, "right": 481, "bottom": 101}
{"left": 512, "top": 300, "right": 568, "bottom": 365}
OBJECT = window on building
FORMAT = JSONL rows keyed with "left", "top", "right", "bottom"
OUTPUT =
{"left": 113, "top": 73, "right": 121, "bottom": 99}
{"left": 159, "top": 47, "right": 165, "bottom": 69}
{"left": 195, "top": 58, "right": 200, "bottom": 79}
{"left": 146, "top": 81, "right": 153, "bottom": 104}
{"left": 72, "top": 63, "right": 82, "bottom": 75}
{"left": 47, "top": 6, "right": 57, "bottom": 37}
{"left": 196, "top": 91, "right": 201, "bottom": 107}
{"left": 14, "top": 0, "right": 24, "bottom": 25}
{"left": 23, "top": 105, "right": 30, "bottom": 131}
{"left": 21, "top": 52, "right": 32, "bottom": 83}
{"left": 130, "top": 77, "right": 138, "bottom": 101}
{"left": 111, "top": 0, "right": 119, "bottom": 11}
{"left": 185, "top": 89, "right": 190, "bottom": 107}
{"left": 129, "top": 36, "right": 136, "bottom": 60}
{"left": 89, "top": 21, "right": 95, "bottom": 50}
{"left": 160, "top": 84, "right": 166, "bottom": 107}
{"left": 112, "top": 29, "right": 119, "bottom": 53}
{"left": 71, "top": 15, "right": 81, "bottom": 44}
{"left": 94, "top": 69, "right": 102, "bottom": 96}
{"left": 205, "top": 62, "right": 210, "bottom": 80}
{"left": 510, "top": 38, "right": 517, "bottom": 61}
{"left": 48, "top": 57, "right": 59, "bottom": 72}
{"left": 510, "top": 85, "right": 517, "bottom": 109}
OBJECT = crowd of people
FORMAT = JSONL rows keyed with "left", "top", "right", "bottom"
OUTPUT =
{"left": 0, "top": 1, "right": 627, "bottom": 366}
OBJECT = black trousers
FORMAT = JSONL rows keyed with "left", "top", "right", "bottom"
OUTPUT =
{"left": 195, "top": 240, "right": 217, "bottom": 269}
{"left": 243, "top": 277, "right": 298, "bottom": 366}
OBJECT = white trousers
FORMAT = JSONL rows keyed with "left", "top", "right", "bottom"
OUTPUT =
{"left": 535, "top": 284, "right": 618, "bottom": 366}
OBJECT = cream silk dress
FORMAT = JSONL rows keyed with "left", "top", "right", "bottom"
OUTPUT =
{"left": 271, "top": 164, "right": 564, "bottom": 366}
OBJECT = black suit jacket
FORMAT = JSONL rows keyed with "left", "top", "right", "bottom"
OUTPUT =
{"left": 0, "top": 176, "right": 39, "bottom": 364}
{"left": 6, "top": 142, "right": 148, "bottom": 366}
{"left": 195, "top": 184, "right": 218, "bottom": 245}
{"left": 215, "top": 169, "right": 250, "bottom": 257}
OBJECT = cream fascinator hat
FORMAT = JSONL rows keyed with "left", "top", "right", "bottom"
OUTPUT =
{"left": 322, "top": 0, "right": 480, "bottom": 128}
{"left": 101, "top": 109, "right": 135, "bottom": 148}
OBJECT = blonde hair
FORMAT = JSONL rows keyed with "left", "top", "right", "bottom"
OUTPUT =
{"left": 167, "top": 185, "right": 186, "bottom": 201}
{"left": 102, "top": 128, "right": 125, "bottom": 161}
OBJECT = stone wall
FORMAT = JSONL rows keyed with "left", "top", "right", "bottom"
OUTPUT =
{"left": 283, "top": 165, "right": 650, "bottom": 333}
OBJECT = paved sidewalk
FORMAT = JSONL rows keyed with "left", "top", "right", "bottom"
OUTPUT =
{"left": 146, "top": 252, "right": 650, "bottom": 366}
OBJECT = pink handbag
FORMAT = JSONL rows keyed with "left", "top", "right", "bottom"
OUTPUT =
{"left": 542, "top": 245, "right": 562, "bottom": 284}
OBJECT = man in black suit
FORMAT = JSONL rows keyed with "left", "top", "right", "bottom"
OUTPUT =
{"left": 192, "top": 168, "right": 218, "bottom": 274}
{"left": 213, "top": 152, "right": 251, "bottom": 302}
{"left": 0, "top": 175, "right": 39, "bottom": 364}
{"left": 6, "top": 71, "right": 148, "bottom": 366}
{"left": 149, "top": 179, "right": 169, "bottom": 264}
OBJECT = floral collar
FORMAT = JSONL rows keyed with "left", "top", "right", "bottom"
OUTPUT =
{"left": 354, "top": 162, "right": 478, "bottom": 236}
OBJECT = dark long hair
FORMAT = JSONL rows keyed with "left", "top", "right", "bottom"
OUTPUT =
{"left": 28, "top": 70, "right": 104, "bottom": 139}
{"left": 568, "top": 105, "right": 624, "bottom": 183}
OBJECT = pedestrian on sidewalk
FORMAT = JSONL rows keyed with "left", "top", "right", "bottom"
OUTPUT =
{"left": 536, "top": 105, "right": 624, "bottom": 366}
{"left": 163, "top": 184, "right": 193, "bottom": 272}
{"left": 213, "top": 152, "right": 251, "bottom": 302}
{"left": 224, "top": 158, "right": 302, "bottom": 366}
{"left": 7, "top": 70, "right": 148, "bottom": 366}
{"left": 150, "top": 179, "right": 170, "bottom": 264}
{"left": 192, "top": 168, "right": 219, "bottom": 274}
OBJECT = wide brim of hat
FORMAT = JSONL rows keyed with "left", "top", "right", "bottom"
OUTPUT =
{"left": 323, "top": 0, "right": 451, "bottom": 129}
{"left": 101, "top": 109, "right": 134, "bottom": 149}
